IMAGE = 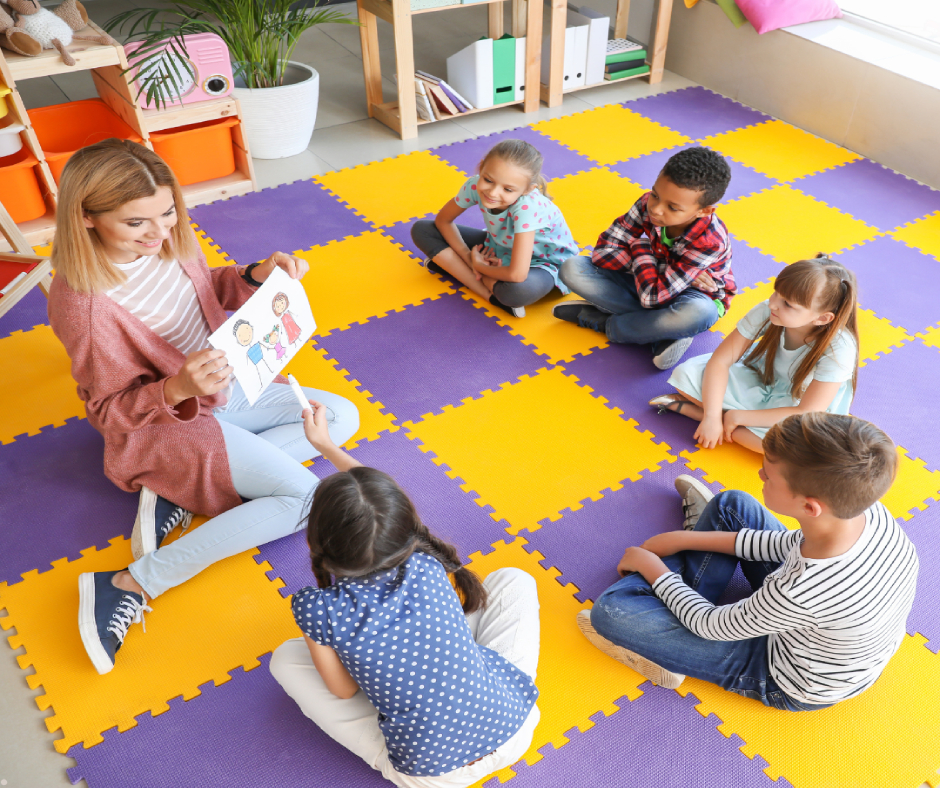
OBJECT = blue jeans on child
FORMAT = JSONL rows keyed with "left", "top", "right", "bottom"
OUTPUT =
{"left": 128, "top": 381, "right": 359, "bottom": 598}
{"left": 559, "top": 256, "right": 718, "bottom": 349}
{"left": 590, "top": 490, "right": 832, "bottom": 712}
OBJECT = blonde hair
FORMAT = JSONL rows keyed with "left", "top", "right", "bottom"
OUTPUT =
{"left": 763, "top": 413, "right": 897, "bottom": 519}
{"left": 52, "top": 139, "right": 197, "bottom": 294}
{"left": 745, "top": 255, "right": 859, "bottom": 401}
{"left": 479, "top": 139, "right": 550, "bottom": 199}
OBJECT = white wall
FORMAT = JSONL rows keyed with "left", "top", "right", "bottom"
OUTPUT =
{"left": 664, "top": 0, "right": 940, "bottom": 189}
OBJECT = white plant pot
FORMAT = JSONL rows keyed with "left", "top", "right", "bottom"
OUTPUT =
{"left": 232, "top": 62, "right": 319, "bottom": 160}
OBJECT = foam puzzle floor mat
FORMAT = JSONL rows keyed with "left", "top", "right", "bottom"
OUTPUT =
{"left": 2, "top": 86, "right": 940, "bottom": 788}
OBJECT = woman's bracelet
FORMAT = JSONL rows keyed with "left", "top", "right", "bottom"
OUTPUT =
{"left": 242, "top": 263, "right": 262, "bottom": 287}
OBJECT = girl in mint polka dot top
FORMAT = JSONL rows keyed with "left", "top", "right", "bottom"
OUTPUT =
{"left": 411, "top": 139, "right": 579, "bottom": 319}
{"left": 271, "top": 410, "right": 540, "bottom": 785}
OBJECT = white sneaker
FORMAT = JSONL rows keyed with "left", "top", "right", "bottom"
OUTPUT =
{"left": 674, "top": 474, "right": 714, "bottom": 531}
{"left": 576, "top": 610, "right": 685, "bottom": 689}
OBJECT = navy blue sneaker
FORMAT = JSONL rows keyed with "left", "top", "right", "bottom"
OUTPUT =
{"left": 422, "top": 258, "right": 445, "bottom": 275}
{"left": 552, "top": 300, "right": 592, "bottom": 324}
{"left": 78, "top": 571, "right": 151, "bottom": 674}
{"left": 131, "top": 486, "right": 193, "bottom": 561}
{"left": 489, "top": 295, "right": 525, "bottom": 318}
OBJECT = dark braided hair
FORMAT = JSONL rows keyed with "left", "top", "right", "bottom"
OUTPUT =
{"left": 305, "top": 467, "right": 488, "bottom": 614}
{"left": 660, "top": 146, "right": 731, "bottom": 206}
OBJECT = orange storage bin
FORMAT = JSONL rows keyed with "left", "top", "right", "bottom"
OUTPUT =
{"left": 31, "top": 99, "right": 143, "bottom": 184}
{"left": 0, "top": 148, "right": 45, "bottom": 224}
{"left": 150, "top": 117, "right": 239, "bottom": 187}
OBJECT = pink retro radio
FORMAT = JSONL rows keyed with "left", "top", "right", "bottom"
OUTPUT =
{"left": 125, "top": 33, "right": 234, "bottom": 109}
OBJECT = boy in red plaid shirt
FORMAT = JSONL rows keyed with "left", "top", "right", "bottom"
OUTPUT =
{"left": 554, "top": 147, "right": 735, "bottom": 369}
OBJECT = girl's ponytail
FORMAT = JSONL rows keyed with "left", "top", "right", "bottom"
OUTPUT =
{"left": 414, "top": 525, "right": 488, "bottom": 614}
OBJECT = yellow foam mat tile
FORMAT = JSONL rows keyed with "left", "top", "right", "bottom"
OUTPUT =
{"left": 710, "top": 279, "right": 775, "bottom": 337}
{"left": 193, "top": 227, "right": 236, "bottom": 268}
{"left": 681, "top": 444, "right": 799, "bottom": 529}
{"left": 892, "top": 211, "right": 940, "bottom": 260}
{"left": 883, "top": 447, "right": 940, "bottom": 520}
{"left": 460, "top": 290, "right": 609, "bottom": 365}
{"left": 283, "top": 343, "right": 399, "bottom": 447}
{"left": 676, "top": 634, "right": 940, "bottom": 788}
{"left": 549, "top": 167, "right": 647, "bottom": 249}
{"left": 294, "top": 231, "right": 453, "bottom": 335}
{"left": 405, "top": 366, "right": 675, "bottom": 535}
{"left": 718, "top": 185, "right": 880, "bottom": 264}
{"left": 0, "top": 325, "right": 86, "bottom": 445}
{"left": 464, "top": 537, "right": 648, "bottom": 786}
{"left": 702, "top": 120, "right": 861, "bottom": 182}
{"left": 0, "top": 535, "right": 298, "bottom": 753}
{"left": 919, "top": 326, "right": 940, "bottom": 353}
{"left": 856, "top": 307, "right": 911, "bottom": 366}
{"left": 314, "top": 151, "right": 467, "bottom": 228}
{"left": 33, "top": 243, "right": 52, "bottom": 256}
{"left": 533, "top": 105, "right": 690, "bottom": 167}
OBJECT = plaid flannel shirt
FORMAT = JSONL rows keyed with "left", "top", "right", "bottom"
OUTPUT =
{"left": 591, "top": 193, "right": 736, "bottom": 311}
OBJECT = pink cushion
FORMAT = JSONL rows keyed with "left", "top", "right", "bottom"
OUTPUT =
{"left": 736, "top": 0, "right": 842, "bottom": 34}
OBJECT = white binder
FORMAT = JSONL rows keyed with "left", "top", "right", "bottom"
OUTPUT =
{"left": 446, "top": 38, "right": 495, "bottom": 109}
{"left": 541, "top": 13, "right": 588, "bottom": 90}
{"left": 573, "top": 6, "right": 610, "bottom": 86}
{"left": 514, "top": 37, "right": 527, "bottom": 101}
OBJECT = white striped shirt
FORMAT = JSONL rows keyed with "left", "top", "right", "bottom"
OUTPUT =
{"left": 652, "top": 502, "right": 918, "bottom": 705}
{"left": 106, "top": 255, "right": 212, "bottom": 358}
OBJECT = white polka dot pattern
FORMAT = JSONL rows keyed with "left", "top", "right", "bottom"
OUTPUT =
{"left": 291, "top": 553, "right": 539, "bottom": 777}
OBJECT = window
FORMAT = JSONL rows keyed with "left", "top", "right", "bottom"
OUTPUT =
{"left": 839, "top": 0, "right": 940, "bottom": 45}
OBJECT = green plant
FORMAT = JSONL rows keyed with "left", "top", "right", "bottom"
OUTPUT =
{"left": 106, "top": 0, "right": 358, "bottom": 106}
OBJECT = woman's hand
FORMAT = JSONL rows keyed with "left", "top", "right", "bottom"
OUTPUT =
{"left": 302, "top": 400, "right": 335, "bottom": 453}
{"left": 252, "top": 251, "right": 309, "bottom": 283}
{"left": 722, "top": 410, "right": 743, "bottom": 442}
{"left": 164, "top": 348, "right": 232, "bottom": 405}
{"left": 694, "top": 414, "right": 724, "bottom": 449}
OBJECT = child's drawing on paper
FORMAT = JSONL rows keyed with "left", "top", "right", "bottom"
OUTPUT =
{"left": 209, "top": 267, "right": 316, "bottom": 404}
{"left": 273, "top": 292, "right": 303, "bottom": 348}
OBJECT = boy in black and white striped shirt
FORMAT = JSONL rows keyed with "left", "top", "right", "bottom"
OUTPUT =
{"left": 579, "top": 413, "right": 918, "bottom": 710}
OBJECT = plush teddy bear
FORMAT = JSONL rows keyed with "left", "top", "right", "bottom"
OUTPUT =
{"left": 0, "top": 0, "right": 115, "bottom": 66}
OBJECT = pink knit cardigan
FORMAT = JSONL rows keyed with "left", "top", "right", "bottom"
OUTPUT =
{"left": 48, "top": 255, "right": 258, "bottom": 517}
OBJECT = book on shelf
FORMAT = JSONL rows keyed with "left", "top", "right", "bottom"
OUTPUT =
{"left": 604, "top": 64, "right": 650, "bottom": 81}
{"left": 414, "top": 78, "right": 436, "bottom": 121}
{"left": 419, "top": 76, "right": 462, "bottom": 116}
{"left": 416, "top": 70, "right": 473, "bottom": 111}
{"left": 606, "top": 38, "right": 645, "bottom": 59}
{"left": 606, "top": 57, "right": 647, "bottom": 74}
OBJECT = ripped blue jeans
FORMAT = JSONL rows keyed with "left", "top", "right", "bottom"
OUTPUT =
{"left": 590, "top": 490, "right": 831, "bottom": 711}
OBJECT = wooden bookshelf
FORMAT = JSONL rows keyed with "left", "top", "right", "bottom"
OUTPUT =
{"left": 357, "top": 0, "right": 542, "bottom": 140}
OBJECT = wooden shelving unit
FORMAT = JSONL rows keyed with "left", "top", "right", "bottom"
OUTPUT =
{"left": 0, "top": 20, "right": 256, "bottom": 252}
{"left": 357, "top": 0, "right": 542, "bottom": 140}
{"left": 541, "top": 0, "right": 673, "bottom": 107}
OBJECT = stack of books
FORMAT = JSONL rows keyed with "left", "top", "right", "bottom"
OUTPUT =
{"left": 604, "top": 38, "right": 649, "bottom": 81}
{"left": 413, "top": 70, "right": 474, "bottom": 121}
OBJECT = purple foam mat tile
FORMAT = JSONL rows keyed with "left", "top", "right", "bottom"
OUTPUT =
{"left": 431, "top": 126, "right": 594, "bottom": 181}
{"left": 483, "top": 684, "right": 791, "bottom": 788}
{"left": 852, "top": 340, "right": 940, "bottom": 471}
{"left": 317, "top": 292, "right": 548, "bottom": 424}
{"left": 625, "top": 86, "right": 771, "bottom": 141}
{"left": 899, "top": 502, "right": 940, "bottom": 652}
{"left": 793, "top": 158, "right": 940, "bottom": 231}
{"left": 611, "top": 148, "right": 776, "bottom": 205}
{"left": 727, "top": 236, "right": 785, "bottom": 292}
{"left": 0, "top": 418, "right": 137, "bottom": 585}
{"left": 561, "top": 332, "right": 724, "bottom": 457}
{"left": 519, "top": 463, "right": 722, "bottom": 603}
{"left": 258, "top": 431, "right": 512, "bottom": 597}
{"left": 383, "top": 208, "right": 486, "bottom": 261}
{"left": 0, "top": 285, "right": 50, "bottom": 340}
{"left": 67, "top": 653, "right": 387, "bottom": 788}
{"left": 838, "top": 236, "right": 940, "bottom": 335}
{"left": 188, "top": 179, "right": 372, "bottom": 265}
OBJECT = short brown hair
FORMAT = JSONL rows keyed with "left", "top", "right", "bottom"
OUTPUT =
{"left": 763, "top": 413, "right": 897, "bottom": 519}
{"left": 52, "top": 138, "right": 196, "bottom": 293}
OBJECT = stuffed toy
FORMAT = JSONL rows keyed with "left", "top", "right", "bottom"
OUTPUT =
{"left": 0, "top": 0, "right": 115, "bottom": 66}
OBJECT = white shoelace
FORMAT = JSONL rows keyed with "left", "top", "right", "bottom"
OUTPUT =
{"left": 106, "top": 594, "right": 153, "bottom": 640}
{"left": 159, "top": 508, "right": 193, "bottom": 540}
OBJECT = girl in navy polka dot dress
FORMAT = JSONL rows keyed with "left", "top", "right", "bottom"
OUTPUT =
{"left": 271, "top": 401, "right": 541, "bottom": 788}
{"left": 411, "top": 139, "right": 579, "bottom": 319}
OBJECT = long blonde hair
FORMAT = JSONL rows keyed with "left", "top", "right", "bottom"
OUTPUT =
{"left": 744, "top": 255, "right": 859, "bottom": 401}
{"left": 52, "top": 139, "right": 197, "bottom": 293}
{"left": 479, "top": 139, "right": 551, "bottom": 200}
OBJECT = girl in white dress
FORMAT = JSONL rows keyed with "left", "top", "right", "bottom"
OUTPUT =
{"left": 650, "top": 255, "right": 859, "bottom": 453}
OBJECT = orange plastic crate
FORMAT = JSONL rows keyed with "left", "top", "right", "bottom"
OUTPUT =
{"left": 150, "top": 117, "right": 239, "bottom": 187}
{"left": 31, "top": 98, "right": 143, "bottom": 184}
{"left": 0, "top": 148, "right": 45, "bottom": 224}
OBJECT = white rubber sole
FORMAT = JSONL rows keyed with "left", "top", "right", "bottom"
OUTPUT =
{"left": 577, "top": 610, "right": 685, "bottom": 690}
{"left": 130, "top": 486, "right": 158, "bottom": 562}
{"left": 652, "top": 337, "right": 694, "bottom": 370}
{"left": 77, "top": 573, "right": 115, "bottom": 675}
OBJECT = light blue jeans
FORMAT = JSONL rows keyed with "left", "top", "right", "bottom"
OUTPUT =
{"left": 128, "top": 382, "right": 359, "bottom": 598}
{"left": 559, "top": 256, "right": 718, "bottom": 351}
{"left": 590, "top": 490, "right": 832, "bottom": 712}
